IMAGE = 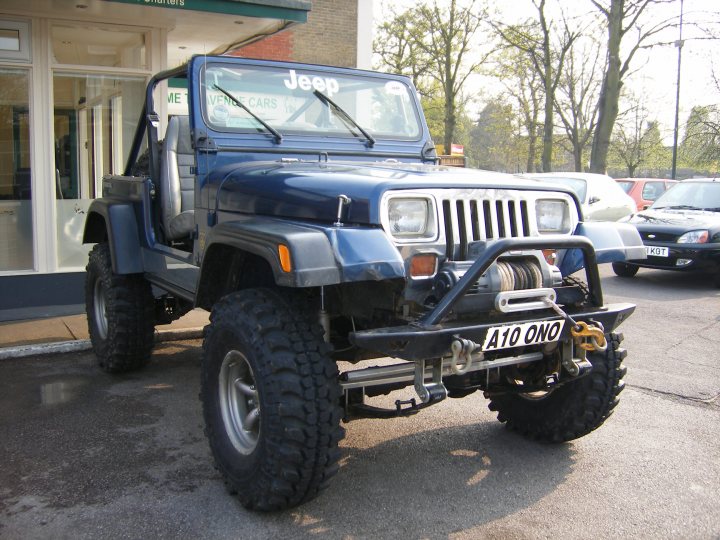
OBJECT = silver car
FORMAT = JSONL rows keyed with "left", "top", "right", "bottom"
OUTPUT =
{"left": 521, "top": 172, "right": 636, "bottom": 221}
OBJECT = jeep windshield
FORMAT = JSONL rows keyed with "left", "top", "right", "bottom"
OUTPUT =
{"left": 200, "top": 63, "right": 422, "bottom": 141}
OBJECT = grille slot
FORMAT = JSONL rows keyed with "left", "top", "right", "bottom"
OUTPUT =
{"left": 443, "top": 197, "right": 531, "bottom": 260}
{"left": 641, "top": 231, "right": 676, "bottom": 242}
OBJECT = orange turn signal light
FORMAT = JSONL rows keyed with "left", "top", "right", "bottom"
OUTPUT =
{"left": 542, "top": 249, "right": 557, "bottom": 265}
{"left": 278, "top": 244, "right": 292, "bottom": 272}
{"left": 410, "top": 254, "right": 437, "bottom": 278}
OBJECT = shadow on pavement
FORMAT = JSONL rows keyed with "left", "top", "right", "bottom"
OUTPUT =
{"left": 0, "top": 341, "right": 574, "bottom": 539}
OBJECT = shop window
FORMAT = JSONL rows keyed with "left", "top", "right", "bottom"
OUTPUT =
{"left": 0, "top": 20, "right": 31, "bottom": 63}
{"left": 53, "top": 72, "right": 146, "bottom": 268}
{"left": 0, "top": 29, "right": 20, "bottom": 51}
{"left": 0, "top": 68, "right": 33, "bottom": 271}
{"left": 51, "top": 24, "right": 147, "bottom": 70}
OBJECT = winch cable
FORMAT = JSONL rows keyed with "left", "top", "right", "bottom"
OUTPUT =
{"left": 497, "top": 259, "right": 543, "bottom": 291}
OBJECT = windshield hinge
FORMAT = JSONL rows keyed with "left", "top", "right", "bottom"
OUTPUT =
{"left": 194, "top": 130, "right": 217, "bottom": 152}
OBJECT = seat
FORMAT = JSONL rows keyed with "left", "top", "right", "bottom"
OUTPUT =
{"left": 160, "top": 115, "right": 195, "bottom": 241}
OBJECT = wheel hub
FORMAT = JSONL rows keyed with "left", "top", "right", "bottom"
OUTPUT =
{"left": 93, "top": 278, "right": 109, "bottom": 340}
{"left": 219, "top": 350, "right": 260, "bottom": 455}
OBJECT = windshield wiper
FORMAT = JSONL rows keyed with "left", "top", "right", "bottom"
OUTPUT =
{"left": 661, "top": 204, "right": 702, "bottom": 210}
{"left": 313, "top": 90, "right": 376, "bottom": 147}
{"left": 213, "top": 84, "right": 282, "bottom": 144}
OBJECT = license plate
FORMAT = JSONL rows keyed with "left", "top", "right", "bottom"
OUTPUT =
{"left": 482, "top": 320, "right": 565, "bottom": 352}
{"left": 646, "top": 245, "right": 669, "bottom": 257}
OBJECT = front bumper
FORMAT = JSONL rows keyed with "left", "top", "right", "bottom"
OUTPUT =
{"left": 350, "top": 236, "right": 635, "bottom": 362}
{"left": 628, "top": 243, "right": 720, "bottom": 272}
{"left": 351, "top": 302, "right": 635, "bottom": 361}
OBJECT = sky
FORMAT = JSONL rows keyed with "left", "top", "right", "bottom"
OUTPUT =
{"left": 372, "top": 0, "right": 720, "bottom": 143}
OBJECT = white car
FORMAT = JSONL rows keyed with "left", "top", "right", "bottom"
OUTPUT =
{"left": 520, "top": 172, "right": 636, "bottom": 222}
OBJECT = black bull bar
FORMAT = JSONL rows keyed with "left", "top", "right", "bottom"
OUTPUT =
{"left": 349, "top": 236, "right": 636, "bottom": 361}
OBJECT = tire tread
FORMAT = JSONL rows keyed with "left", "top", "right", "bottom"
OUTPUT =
{"left": 486, "top": 333, "right": 627, "bottom": 443}
{"left": 201, "top": 288, "right": 344, "bottom": 511}
{"left": 85, "top": 243, "right": 155, "bottom": 373}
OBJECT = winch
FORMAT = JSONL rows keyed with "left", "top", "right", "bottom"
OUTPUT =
{"left": 430, "top": 252, "right": 563, "bottom": 315}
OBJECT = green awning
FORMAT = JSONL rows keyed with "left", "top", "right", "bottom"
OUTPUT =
{"left": 104, "top": 0, "right": 311, "bottom": 22}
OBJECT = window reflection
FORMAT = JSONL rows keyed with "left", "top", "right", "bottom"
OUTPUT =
{"left": 53, "top": 72, "right": 145, "bottom": 268}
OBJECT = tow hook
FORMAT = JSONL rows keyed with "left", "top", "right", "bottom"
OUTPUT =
{"left": 543, "top": 298, "right": 607, "bottom": 352}
{"left": 450, "top": 337, "right": 483, "bottom": 375}
{"left": 542, "top": 298, "right": 605, "bottom": 377}
{"left": 571, "top": 321, "right": 607, "bottom": 352}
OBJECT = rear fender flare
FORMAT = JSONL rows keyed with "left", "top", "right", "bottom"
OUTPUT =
{"left": 83, "top": 200, "right": 144, "bottom": 274}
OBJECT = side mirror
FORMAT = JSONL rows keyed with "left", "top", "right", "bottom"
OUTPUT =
{"left": 589, "top": 196, "right": 600, "bottom": 205}
{"left": 642, "top": 204, "right": 650, "bottom": 210}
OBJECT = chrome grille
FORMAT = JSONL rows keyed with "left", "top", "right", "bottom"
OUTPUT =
{"left": 442, "top": 197, "right": 531, "bottom": 260}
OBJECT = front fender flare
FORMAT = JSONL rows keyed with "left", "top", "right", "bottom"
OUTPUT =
{"left": 199, "top": 218, "right": 406, "bottom": 289}
{"left": 559, "top": 221, "right": 647, "bottom": 275}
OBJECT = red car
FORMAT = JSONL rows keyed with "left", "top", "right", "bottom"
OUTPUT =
{"left": 615, "top": 178, "right": 678, "bottom": 211}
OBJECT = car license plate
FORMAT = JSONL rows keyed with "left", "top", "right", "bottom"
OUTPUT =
{"left": 482, "top": 320, "right": 565, "bottom": 352}
{"left": 646, "top": 245, "right": 669, "bottom": 257}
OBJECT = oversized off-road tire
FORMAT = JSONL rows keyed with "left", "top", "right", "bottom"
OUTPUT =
{"left": 486, "top": 333, "right": 627, "bottom": 443}
{"left": 85, "top": 243, "right": 155, "bottom": 373}
{"left": 201, "top": 288, "right": 345, "bottom": 511}
{"left": 612, "top": 261, "right": 639, "bottom": 278}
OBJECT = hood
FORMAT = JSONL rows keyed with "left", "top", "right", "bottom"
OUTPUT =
{"left": 627, "top": 207, "right": 720, "bottom": 231}
{"left": 205, "top": 161, "right": 572, "bottom": 224}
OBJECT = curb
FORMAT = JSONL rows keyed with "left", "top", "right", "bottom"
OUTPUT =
{"left": 0, "top": 327, "right": 204, "bottom": 361}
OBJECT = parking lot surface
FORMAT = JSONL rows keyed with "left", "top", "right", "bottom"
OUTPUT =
{"left": 1, "top": 266, "right": 719, "bottom": 539}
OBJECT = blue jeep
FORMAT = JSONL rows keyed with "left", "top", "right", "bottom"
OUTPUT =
{"left": 83, "top": 56, "right": 644, "bottom": 511}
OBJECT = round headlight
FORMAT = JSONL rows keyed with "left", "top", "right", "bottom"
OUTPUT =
{"left": 535, "top": 199, "right": 571, "bottom": 234}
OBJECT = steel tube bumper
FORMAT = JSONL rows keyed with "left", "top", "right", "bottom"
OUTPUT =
{"left": 349, "top": 302, "right": 635, "bottom": 362}
{"left": 420, "top": 236, "right": 602, "bottom": 326}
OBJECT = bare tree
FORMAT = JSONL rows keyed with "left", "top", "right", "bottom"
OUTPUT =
{"left": 495, "top": 47, "right": 544, "bottom": 173}
{"left": 589, "top": 0, "right": 677, "bottom": 174}
{"left": 492, "top": 0, "right": 581, "bottom": 171}
{"left": 609, "top": 97, "right": 667, "bottom": 177}
{"left": 554, "top": 36, "right": 603, "bottom": 172}
{"left": 374, "top": 7, "right": 433, "bottom": 97}
{"left": 411, "top": 0, "right": 492, "bottom": 154}
{"left": 374, "top": 0, "right": 493, "bottom": 155}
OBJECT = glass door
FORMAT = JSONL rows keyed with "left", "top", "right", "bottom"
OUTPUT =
{"left": 51, "top": 22, "right": 149, "bottom": 269}
{"left": 0, "top": 67, "right": 33, "bottom": 271}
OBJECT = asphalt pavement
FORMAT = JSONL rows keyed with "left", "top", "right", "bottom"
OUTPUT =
{"left": 1, "top": 265, "right": 718, "bottom": 539}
